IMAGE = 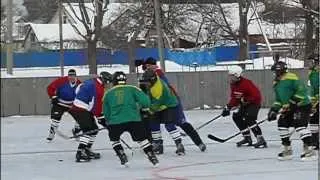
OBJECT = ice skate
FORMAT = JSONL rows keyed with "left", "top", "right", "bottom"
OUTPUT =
{"left": 312, "top": 133, "right": 319, "bottom": 150}
{"left": 278, "top": 145, "right": 293, "bottom": 161}
{"left": 46, "top": 127, "right": 56, "bottom": 142}
{"left": 146, "top": 151, "right": 159, "bottom": 166}
{"left": 87, "top": 148, "right": 101, "bottom": 159}
{"left": 198, "top": 143, "right": 207, "bottom": 152}
{"left": 253, "top": 135, "right": 267, "bottom": 148}
{"left": 175, "top": 139, "right": 185, "bottom": 156}
{"left": 301, "top": 144, "right": 317, "bottom": 161}
{"left": 236, "top": 136, "right": 252, "bottom": 147}
{"left": 152, "top": 140, "right": 164, "bottom": 155}
{"left": 117, "top": 150, "right": 129, "bottom": 166}
{"left": 75, "top": 148, "right": 91, "bottom": 162}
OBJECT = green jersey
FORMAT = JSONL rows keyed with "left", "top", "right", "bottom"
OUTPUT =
{"left": 146, "top": 77, "right": 178, "bottom": 112}
{"left": 308, "top": 67, "right": 319, "bottom": 103}
{"left": 272, "top": 72, "right": 310, "bottom": 111}
{"left": 103, "top": 85, "right": 150, "bottom": 125}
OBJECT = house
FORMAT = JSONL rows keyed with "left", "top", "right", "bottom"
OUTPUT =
{"left": 22, "top": 2, "right": 135, "bottom": 51}
{"left": 23, "top": 24, "right": 86, "bottom": 51}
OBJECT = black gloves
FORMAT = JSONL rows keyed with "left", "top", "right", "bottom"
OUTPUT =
{"left": 267, "top": 109, "right": 278, "bottom": 121}
{"left": 221, "top": 106, "right": 231, "bottom": 117}
{"left": 97, "top": 115, "right": 108, "bottom": 128}
{"left": 51, "top": 96, "right": 59, "bottom": 105}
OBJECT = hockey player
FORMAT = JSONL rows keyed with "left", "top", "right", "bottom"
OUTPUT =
{"left": 101, "top": 71, "right": 159, "bottom": 166}
{"left": 268, "top": 62, "right": 316, "bottom": 161}
{"left": 221, "top": 66, "right": 267, "bottom": 148}
{"left": 308, "top": 54, "right": 319, "bottom": 150}
{"left": 142, "top": 57, "right": 206, "bottom": 153}
{"left": 140, "top": 69, "right": 186, "bottom": 155}
{"left": 68, "top": 71, "right": 112, "bottom": 162}
{"left": 46, "top": 69, "right": 81, "bottom": 141}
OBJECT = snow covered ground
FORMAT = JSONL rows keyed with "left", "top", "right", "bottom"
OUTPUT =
{"left": 1, "top": 57, "right": 304, "bottom": 78}
{"left": 1, "top": 109, "right": 317, "bottom": 180}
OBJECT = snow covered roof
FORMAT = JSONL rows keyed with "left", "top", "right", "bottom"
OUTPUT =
{"left": 28, "top": 24, "right": 84, "bottom": 42}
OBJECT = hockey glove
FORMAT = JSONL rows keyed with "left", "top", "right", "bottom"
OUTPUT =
{"left": 51, "top": 96, "right": 59, "bottom": 105}
{"left": 97, "top": 115, "right": 108, "bottom": 129}
{"left": 267, "top": 109, "right": 278, "bottom": 121}
{"left": 221, "top": 106, "right": 231, "bottom": 117}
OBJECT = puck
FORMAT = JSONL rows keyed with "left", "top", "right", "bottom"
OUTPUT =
{"left": 58, "top": 159, "right": 63, "bottom": 162}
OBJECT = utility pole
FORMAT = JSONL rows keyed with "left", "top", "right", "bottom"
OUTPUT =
{"left": 153, "top": 0, "right": 165, "bottom": 72}
{"left": 59, "top": 0, "right": 64, "bottom": 76}
{"left": 6, "top": 0, "right": 13, "bottom": 75}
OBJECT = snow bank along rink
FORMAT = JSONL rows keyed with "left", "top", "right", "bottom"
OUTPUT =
{"left": 1, "top": 109, "right": 317, "bottom": 180}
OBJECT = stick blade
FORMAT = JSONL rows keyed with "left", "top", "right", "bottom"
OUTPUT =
{"left": 207, "top": 134, "right": 226, "bottom": 143}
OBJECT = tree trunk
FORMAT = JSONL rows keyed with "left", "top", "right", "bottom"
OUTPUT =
{"left": 238, "top": 0, "right": 249, "bottom": 61}
{"left": 304, "top": 11, "right": 315, "bottom": 60}
{"left": 88, "top": 40, "right": 97, "bottom": 75}
{"left": 128, "top": 40, "right": 136, "bottom": 73}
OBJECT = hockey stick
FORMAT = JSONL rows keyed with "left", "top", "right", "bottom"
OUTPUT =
{"left": 207, "top": 118, "right": 267, "bottom": 143}
{"left": 56, "top": 127, "right": 107, "bottom": 139}
{"left": 181, "top": 114, "right": 222, "bottom": 136}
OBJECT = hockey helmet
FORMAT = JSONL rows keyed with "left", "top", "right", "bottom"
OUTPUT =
{"left": 141, "top": 69, "right": 157, "bottom": 85}
{"left": 112, "top": 71, "right": 127, "bottom": 85}
{"left": 145, "top": 57, "right": 157, "bottom": 65}
{"left": 228, "top": 66, "right": 243, "bottom": 78}
{"left": 272, "top": 61, "right": 288, "bottom": 77}
{"left": 68, "top": 69, "right": 77, "bottom": 76}
{"left": 99, "top": 71, "right": 112, "bottom": 85}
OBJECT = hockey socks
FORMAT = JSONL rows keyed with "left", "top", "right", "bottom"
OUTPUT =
{"left": 46, "top": 119, "right": 60, "bottom": 141}
{"left": 139, "top": 139, "right": 159, "bottom": 166}
{"left": 112, "top": 141, "right": 128, "bottom": 166}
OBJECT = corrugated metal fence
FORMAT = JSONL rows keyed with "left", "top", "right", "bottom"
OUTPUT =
{"left": 1, "top": 69, "right": 309, "bottom": 117}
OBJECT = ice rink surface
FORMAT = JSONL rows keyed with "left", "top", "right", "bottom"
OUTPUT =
{"left": 1, "top": 109, "right": 318, "bottom": 180}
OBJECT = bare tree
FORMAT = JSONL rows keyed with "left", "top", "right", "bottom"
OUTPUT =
{"left": 300, "top": 0, "right": 319, "bottom": 60}
{"left": 66, "top": 0, "right": 106, "bottom": 74}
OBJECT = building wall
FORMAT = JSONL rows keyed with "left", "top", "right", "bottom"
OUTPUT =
{"left": 0, "top": 69, "right": 310, "bottom": 117}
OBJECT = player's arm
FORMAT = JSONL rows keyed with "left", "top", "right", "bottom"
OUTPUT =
{"left": 47, "top": 77, "right": 67, "bottom": 98}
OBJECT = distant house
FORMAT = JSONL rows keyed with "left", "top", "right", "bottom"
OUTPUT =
{"left": 22, "top": 3, "right": 134, "bottom": 51}
{"left": 23, "top": 24, "right": 86, "bottom": 51}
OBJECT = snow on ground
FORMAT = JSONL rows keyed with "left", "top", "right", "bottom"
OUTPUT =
{"left": 1, "top": 57, "right": 304, "bottom": 78}
{"left": 1, "top": 109, "right": 317, "bottom": 180}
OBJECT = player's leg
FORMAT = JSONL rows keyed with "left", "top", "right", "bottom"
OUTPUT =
{"left": 244, "top": 105, "right": 267, "bottom": 148}
{"left": 309, "top": 103, "right": 319, "bottom": 150}
{"left": 277, "top": 112, "right": 293, "bottom": 160}
{"left": 149, "top": 120, "right": 164, "bottom": 155}
{"left": 176, "top": 102, "right": 206, "bottom": 151}
{"left": 232, "top": 107, "right": 252, "bottom": 147}
{"left": 129, "top": 121, "right": 159, "bottom": 166}
{"left": 294, "top": 105, "right": 316, "bottom": 161}
{"left": 108, "top": 124, "right": 128, "bottom": 166}
{"left": 46, "top": 104, "right": 66, "bottom": 141}
{"left": 68, "top": 110, "right": 92, "bottom": 162}
{"left": 163, "top": 107, "right": 185, "bottom": 155}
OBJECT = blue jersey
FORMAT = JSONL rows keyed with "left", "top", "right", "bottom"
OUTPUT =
{"left": 47, "top": 76, "right": 81, "bottom": 104}
{"left": 72, "top": 78, "right": 105, "bottom": 116}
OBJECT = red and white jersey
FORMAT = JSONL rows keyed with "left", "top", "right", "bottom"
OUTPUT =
{"left": 227, "top": 77, "right": 262, "bottom": 107}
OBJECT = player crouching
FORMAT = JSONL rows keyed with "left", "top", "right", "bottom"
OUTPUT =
{"left": 101, "top": 71, "right": 159, "bottom": 166}
{"left": 69, "top": 72, "right": 112, "bottom": 162}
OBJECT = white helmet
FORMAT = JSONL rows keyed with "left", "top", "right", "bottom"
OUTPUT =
{"left": 228, "top": 66, "right": 243, "bottom": 77}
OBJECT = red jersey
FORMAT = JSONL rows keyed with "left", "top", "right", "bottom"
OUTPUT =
{"left": 227, "top": 77, "right": 262, "bottom": 107}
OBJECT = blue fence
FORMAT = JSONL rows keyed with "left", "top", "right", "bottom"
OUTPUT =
{"left": 1, "top": 45, "right": 257, "bottom": 68}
